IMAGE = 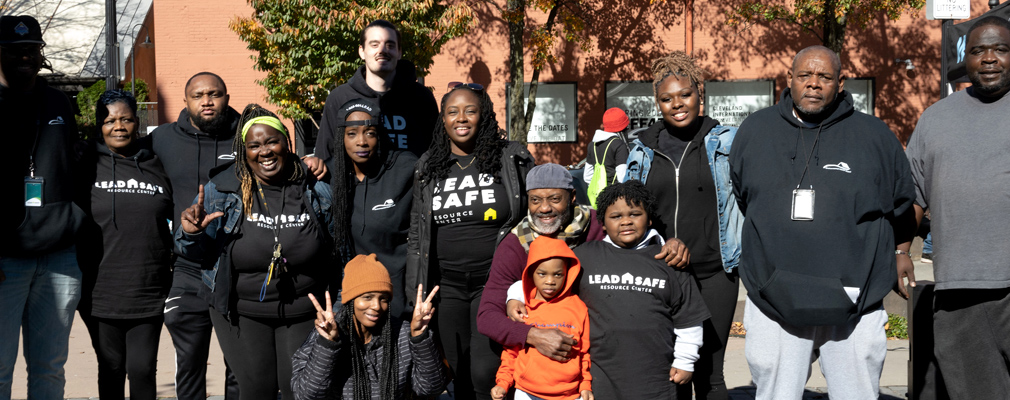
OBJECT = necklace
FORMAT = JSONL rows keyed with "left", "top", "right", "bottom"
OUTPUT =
{"left": 255, "top": 182, "right": 288, "bottom": 301}
{"left": 455, "top": 155, "right": 476, "bottom": 170}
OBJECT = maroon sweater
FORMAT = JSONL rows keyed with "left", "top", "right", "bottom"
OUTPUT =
{"left": 476, "top": 210, "right": 607, "bottom": 347}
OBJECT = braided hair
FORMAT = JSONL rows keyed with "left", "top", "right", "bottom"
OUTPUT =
{"left": 420, "top": 86, "right": 508, "bottom": 183}
{"left": 330, "top": 114, "right": 394, "bottom": 262}
{"left": 651, "top": 51, "right": 708, "bottom": 98}
{"left": 338, "top": 300, "right": 399, "bottom": 400}
{"left": 233, "top": 104, "right": 304, "bottom": 216}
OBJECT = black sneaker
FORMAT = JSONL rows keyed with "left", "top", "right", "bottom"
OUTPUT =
{"left": 922, "top": 253, "right": 933, "bottom": 263}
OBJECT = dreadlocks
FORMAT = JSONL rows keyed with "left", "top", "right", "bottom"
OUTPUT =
{"left": 233, "top": 103, "right": 304, "bottom": 216}
{"left": 329, "top": 115, "right": 394, "bottom": 262}
{"left": 651, "top": 51, "right": 708, "bottom": 98}
{"left": 337, "top": 301, "right": 399, "bottom": 400}
{"left": 420, "top": 86, "right": 508, "bottom": 183}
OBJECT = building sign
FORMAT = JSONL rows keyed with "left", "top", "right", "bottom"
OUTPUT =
{"left": 515, "top": 82, "right": 578, "bottom": 143}
{"left": 704, "top": 80, "right": 775, "bottom": 127}
{"left": 605, "top": 82, "right": 660, "bottom": 132}
{"left": 845, "top": 78, "right": 875, "bottom": 116}
{"left": 927, "top": 0, "right": 970, "bottom": 20}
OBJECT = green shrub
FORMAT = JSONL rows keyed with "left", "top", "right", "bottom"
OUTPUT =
{"left": 885, "top": 313, "right": 908, "bottom": 339}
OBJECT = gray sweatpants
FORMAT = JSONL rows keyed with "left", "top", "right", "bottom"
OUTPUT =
{"left": 743, "top": 298, "right": 887, "bottom": 400}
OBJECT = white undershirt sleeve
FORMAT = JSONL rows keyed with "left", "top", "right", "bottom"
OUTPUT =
{"left": 507, "top": 280, "right": 525, "bottom": 304}
{"left": 672, "top": 324, "right": 704, "bottom": 372}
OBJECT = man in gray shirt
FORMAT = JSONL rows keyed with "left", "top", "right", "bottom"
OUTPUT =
{"left": 904, "top": 15, "right": 1010, "bottom": 399}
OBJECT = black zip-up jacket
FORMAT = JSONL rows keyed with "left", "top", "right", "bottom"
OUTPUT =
{"left": 637, "top": 117, "right": 721, "bottom": 264}
{"left": 290, "top": 321, "right": 448, "bottom": 400}
{"left": 76, "top": 141, "right": 173, "bottom": 318}
{"left": 405, "top": 142, "right": 534, "bottom": 309}
{"left": 729, "top": 89, "right": 915, "bottom": 326}
{"left": 0, "top": 77, "right": 85, "bottom": 257}
{"left": 314, "top": 61, "right": 438, "bottom": 160}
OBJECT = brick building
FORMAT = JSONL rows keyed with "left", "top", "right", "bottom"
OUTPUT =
{"left": 143, "top": 0, "right": 992, "bottom": 165}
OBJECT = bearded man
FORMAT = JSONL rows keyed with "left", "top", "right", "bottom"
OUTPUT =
{"left": 476, "top": 163, "right": 690, "bottom": 360}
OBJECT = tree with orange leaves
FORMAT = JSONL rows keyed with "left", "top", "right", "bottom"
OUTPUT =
{"left": 724, "top": 0, "right": 925, "bottom": 53}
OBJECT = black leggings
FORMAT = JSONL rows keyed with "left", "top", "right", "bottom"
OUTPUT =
{"left": 677, "top": 260, "right": 739, "bottom": 400}
{"left": 435, "top": 270, "right": 501, "bottom": 400}
{"left": 210, "top": 311, "right": 315, "bottom": 400}
{"left": 82, "top": 314, "right": 163, "bottom": 400}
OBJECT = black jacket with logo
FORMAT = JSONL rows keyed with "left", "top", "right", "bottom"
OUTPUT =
{"left": 76, "top": 141, "right": 173, "bottom": 318}
{"left": 0, "top": 78, "right": 85, "bottom": 257}
{"left": 729, "top": 89, "right": 915, "bottom": 326}
{"left": 314, "top": 60, "right": 438, "bottom": 160}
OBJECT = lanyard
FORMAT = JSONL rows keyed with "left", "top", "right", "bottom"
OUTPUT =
{"left": 256, "top": 182, "right": 287, "bottom": 302}
{"left": 794, "top": 125, "right": 821, "bottom": 190}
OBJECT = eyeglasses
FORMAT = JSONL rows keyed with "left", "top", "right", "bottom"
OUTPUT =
{"left": 448, "top": 82, "right": 484, "bottom": 92}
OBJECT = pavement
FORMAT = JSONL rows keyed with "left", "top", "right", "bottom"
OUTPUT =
{"left": 11, "top": 243, "right": 933, "bottom": 400}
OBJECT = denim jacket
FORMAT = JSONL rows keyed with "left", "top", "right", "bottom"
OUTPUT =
{"left": 174, "top": 162, "right": 334, "bottom": 316}
{"left": 624, "top": 125, "right": 742, "bottom": 272}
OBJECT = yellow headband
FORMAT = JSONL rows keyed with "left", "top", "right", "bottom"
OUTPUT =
{"left": 241, "top": 116, "right": 287, "bottom": 141}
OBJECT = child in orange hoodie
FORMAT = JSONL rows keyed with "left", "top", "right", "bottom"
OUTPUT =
{"left": 491, "top": 236, "right": 593, "bottom": 400}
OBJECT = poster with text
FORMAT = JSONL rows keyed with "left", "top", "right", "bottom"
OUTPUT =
{"left": 605, "top": 82, "right": 661, "bottom": 135}
{"left": 704, "top": 80, "right": 775, "bottom": 127}
{"left": 518, "top": 83, "right": 578, "bottom": 143}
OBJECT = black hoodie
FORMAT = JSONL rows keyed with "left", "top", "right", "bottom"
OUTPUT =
{"left": 76, "top": 140, "right": 174, "bottom": 318}
{"left": 729, "top": 89, "right": 915, "bottom": 326}
{"left": 0, "top": 78, "right": 85, "bottom": 257}
{"left": 149, "top": 107, "right": 240, "bottom": 265}
{"left": 314, "top": 60, "right": 438, "bottom": 160}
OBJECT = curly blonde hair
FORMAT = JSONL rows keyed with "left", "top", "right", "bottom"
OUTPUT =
{"left": 651, "top": 51, "right": 708, "bottom": 98}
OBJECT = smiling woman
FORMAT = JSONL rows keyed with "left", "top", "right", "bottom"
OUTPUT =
{"left": 174, "top": 104, "right": 337, "bottom": 400}
{"left": 407, "top": 85, "right": 534, "bottom": 400}
{"left": 76, "top": 89, "right": 174, "bottom": 400}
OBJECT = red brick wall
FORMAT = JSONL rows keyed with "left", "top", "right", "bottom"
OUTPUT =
{"left": 152, "top": 0, "right": 292, "bottom": 135}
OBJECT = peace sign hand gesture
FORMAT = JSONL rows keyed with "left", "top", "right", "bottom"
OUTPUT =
{"left": 309, "top": 291, "right": 339, "bottom": 342}
{"left": 180, "top": 185, "right": 225, "bottom": 234}
{"left": 410, "top": 284, "right": 439, "bottom": 337}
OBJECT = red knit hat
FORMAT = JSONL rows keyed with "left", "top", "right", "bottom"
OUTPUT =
{"left": 602, "top": 108, "right": 630, "bottom": 133}
{"left": 341, "top": 254, "right": 393, "bottom": 304}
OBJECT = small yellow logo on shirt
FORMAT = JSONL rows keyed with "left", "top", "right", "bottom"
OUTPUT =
{"left": 484, "top": 208, "right": 497, "bottom": 221}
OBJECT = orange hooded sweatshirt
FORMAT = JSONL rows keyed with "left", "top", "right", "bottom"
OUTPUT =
{"left": 494, "top": 236, "right": 591, "bottom": 399}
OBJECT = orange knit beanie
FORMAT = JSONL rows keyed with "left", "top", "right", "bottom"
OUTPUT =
{"left": 341, "top": 254, "right": 393, "bottom": 304}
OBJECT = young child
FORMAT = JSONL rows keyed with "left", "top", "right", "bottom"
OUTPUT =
{"left": 492, "top": 236, "right": 592, "bottom": 400}
{"left": 507, "top": 180, "right": 709, "bottom": 398}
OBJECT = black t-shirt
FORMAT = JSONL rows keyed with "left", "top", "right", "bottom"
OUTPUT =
{"left": 433, "top": 155, "right": 511, "bottom": 273}
{"left": 574, "top": 241, "right": 710, "bottom": 399}
{"left": 232, "top": 182, "right": 328, "bottom": 318}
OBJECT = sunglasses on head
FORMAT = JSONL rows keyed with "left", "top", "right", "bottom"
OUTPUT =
{"left": 448, "top": 82, "right": 484, "bottom": 92}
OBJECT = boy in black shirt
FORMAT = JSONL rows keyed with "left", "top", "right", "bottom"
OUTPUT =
{"left": 507, "top": 180, "right": 709, "bottom": 399}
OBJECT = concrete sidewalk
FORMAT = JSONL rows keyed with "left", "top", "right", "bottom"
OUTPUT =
{"left": 12, "top": 258, "right": 931, "bottom": 400}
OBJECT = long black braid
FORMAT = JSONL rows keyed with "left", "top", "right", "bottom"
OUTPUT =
{"left": 420, "top": 86, "right": 508, "bottom": 183}
{"left": 233, "top": 104, "right": 304, "bottom": 216}
{"left": 329, "top": 118, "right": 394, "bottom": 263}
{"left": 338, "top": 302, "right": 399, "bottom": 400}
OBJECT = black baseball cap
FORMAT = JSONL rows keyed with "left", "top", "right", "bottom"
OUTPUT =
{"left": 0, "top": 16, "right": 45, "bottom": 45}
{"left": 336, "top": 98, "right": 381, "bottom": 127}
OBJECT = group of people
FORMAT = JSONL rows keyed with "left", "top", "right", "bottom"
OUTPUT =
{"left": 1, "top": 9, "right": 1008, "bottom": 400}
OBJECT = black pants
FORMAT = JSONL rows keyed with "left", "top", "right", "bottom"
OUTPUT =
{"left": 164, "top": 281, "right": 240, "bottom": 400}
{"left": 934, "top": 288, "right": 1010, "bottom": 399}
{"left": 82, "top": 314, "right": 163, "bottom": 400}
{"left": 436, "top": 269, "right": 500, "bottom": 400}
{"left": 677, "top": 260, "right": 739, "bottom": 400}
{"left": 210, "top": 311, "right": 315, "bottom": 400}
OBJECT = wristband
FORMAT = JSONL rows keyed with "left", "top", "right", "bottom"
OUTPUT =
{"left": 895, "top": 250, "right": 909, "bottom": 256}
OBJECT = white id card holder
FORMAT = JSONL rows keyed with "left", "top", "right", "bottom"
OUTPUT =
{"left": 791, "top": 188, "right": 814, "bottom": 221}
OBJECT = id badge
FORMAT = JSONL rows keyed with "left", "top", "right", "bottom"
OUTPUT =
{"left": 791, "top": 188, "right": 814, "bottom": 221}
{"left": 25, "top": 177, "right": 44, "bottom": 207}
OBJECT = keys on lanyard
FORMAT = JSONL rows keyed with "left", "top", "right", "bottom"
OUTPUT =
{"left": 259, "top": 242, "right": 287, "bottom": 302}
